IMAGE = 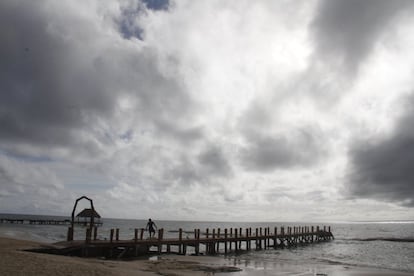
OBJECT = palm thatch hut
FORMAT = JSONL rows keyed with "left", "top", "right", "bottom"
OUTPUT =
{"left": 76, "top": 208, "right": 101, "bottom": 226}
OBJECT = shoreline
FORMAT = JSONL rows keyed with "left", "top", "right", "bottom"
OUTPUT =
{"left": 0, "top": 237, "right": 413, "bottom": 275}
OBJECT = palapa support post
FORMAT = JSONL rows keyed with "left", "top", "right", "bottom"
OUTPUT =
{"left": 94, "top": 226, "right": 98, "bottom": 240}
{"left": 116, "top": 228, "right": 119, "bottom": 241}
{"left": 86, "top": 227, "right": 91, "bottom": 243}
{"left": 134, "top": 228, "right": 138, "bottom": 242}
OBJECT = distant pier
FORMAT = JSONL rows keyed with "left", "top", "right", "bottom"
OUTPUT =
{"left": 0, "top": 218, "right": 102, "bottom": 226}
{"left": 43, "top": 225, "right": 334, "bottom": 258}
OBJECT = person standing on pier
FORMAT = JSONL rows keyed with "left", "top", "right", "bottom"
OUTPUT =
{"left": 146, "top": 218, "right": 157, "bottom": 238}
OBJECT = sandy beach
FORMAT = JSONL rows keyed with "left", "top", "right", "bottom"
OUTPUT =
{"left": 0, "top": 237, "right": 413, "bottom": 276}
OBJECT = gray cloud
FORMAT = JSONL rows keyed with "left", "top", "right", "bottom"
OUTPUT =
{"left": 0, "top": 0, "right": 195, "bottom": 156}
{"left": 197, "top": 145, "right": 232, "bottom": 178}
{"left": 240, "top": 128, "right": 326, "bottom": 172}
{"left": 164, "top": 144, "right": 232, "bottom": 187}
{"left": 347, "top": 95, "right": 414, "bottom": 206}
{"left": 311, "top": 0, "right": 413, "bottom": 73}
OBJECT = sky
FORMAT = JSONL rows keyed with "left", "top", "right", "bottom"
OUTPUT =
{"left": 1, "top": 0, "right": 414, "bottom": 222}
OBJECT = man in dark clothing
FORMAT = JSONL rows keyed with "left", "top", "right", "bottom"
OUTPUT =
{"left": 146, "top": 218, "right": 157, "bottom": 238}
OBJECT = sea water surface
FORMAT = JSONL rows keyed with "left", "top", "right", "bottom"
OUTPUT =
{"left": 0, "top": 214, "right": 413, "bottom": 274}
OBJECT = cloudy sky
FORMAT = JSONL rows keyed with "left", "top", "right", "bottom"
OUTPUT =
{"left": 1, "top": 0, "right": 414, "bottom": 222}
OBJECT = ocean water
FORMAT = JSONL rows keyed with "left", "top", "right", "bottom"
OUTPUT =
{"left": 0, "top": 214, "right": 413, "bottom": 274}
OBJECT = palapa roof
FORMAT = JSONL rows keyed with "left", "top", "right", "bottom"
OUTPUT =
{"left": 76, "top": 208, "right": 101, "bottom": 218}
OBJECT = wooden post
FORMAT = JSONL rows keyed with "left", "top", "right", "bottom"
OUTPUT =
{"left": 158, "top": 229, "right": 163, "bottom": 254}
{"left": 179, "top": 228, "right": 183, "bottom": 254}
{"left": 94, "top": 226, "right": 98, "bottom": 240}
{"left": 195, "top": 229, "right": 200, "bottom": 255}
{"left": 67, "top": 227, "right": 73, "bottom": 241}
{"left": 267, "top": 227, "right": 270, "bottom": 248}
{"left": 224, "top": 228, "right": 228, "bottom": 254}
{"left": 86, "top": 228, "right": 91, "bottom": 243}
{"left": 229, "top": 228, "right": 232, "bottom": 250}
{"left": 245, "top": 228, "right": 249, "bottom": 250}
{"left": 116, "top": 228, "right": 120, "bottom": 241}
{"left": 311, "top": 226, "right": 314, "bottom": 242}
{"left": 206, "top": 228, "right": 209, "bottom": 238}
{"left": 239, "top": 228, "right": 242, "bottom": 248}
{"left": 217, "top": 228, "right": 221, "bottom": 251}
{"left": 274, "top": 227, "right": 277, "bottom": 248}
{"left": 110, "top": 229, "right": 114, "bottom": 243}
{"left": 212, "top": 229, "right": 216, "bottom": 254}
{"left": 235, "top": 228, "right": 238, "bottom": 251}
{"left": 134, "top": 228, "right": 138, "bottom": 242}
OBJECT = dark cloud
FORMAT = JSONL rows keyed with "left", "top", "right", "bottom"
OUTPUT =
{"left": 311, "top": 0, "right": 413, "bottom": 73}
{"left": 0, "top": 1, "right": 195, "bottom": 156}
{"left": 117, "top": 0, "right": 170, "bottom": 40}
{"left": 240, "top": 128, "right": 325, "bottom": 172}
{"left": 161, "top": 145, "right": 232, "bottom": 188}
{"left": 142, "top": 0, "right": 170, "bottom": 11}
{"left": 347, "top": 97, "right": 414, "bottom": 206}
{"left": 197, "top": 146, "right": 232, "bottom": 178}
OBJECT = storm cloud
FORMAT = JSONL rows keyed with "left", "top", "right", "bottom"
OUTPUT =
{"left": 347, "top": 96, "right": 414, "bottom": 207}
{"left": 311, "top": 0, "right": 414, "bottom": 73}
{"left": 0, "top": 0, "right": 195, "bottom": 154}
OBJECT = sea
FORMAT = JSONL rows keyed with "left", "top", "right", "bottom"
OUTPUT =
{"left": 1, "top": 214, "right": 413, "bottom": 274}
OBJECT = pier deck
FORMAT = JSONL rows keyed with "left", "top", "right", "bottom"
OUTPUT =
{"left": 45, "top": 225, "right": 334, "bottom": 258}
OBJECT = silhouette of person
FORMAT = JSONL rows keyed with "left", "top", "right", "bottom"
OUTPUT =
{"left": 146, "top": 218, "right": 157, "bottom": 238}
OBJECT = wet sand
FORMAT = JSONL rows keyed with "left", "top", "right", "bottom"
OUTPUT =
{"left": 0, "top": 237, "right": 412, "bottom": 275}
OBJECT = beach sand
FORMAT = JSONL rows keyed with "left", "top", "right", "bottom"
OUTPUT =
{"left": 0, "top": 237, "right": 413, "bottom": 276}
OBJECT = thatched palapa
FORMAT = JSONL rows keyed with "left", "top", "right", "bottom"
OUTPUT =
{"left": 76, "top": 208, "right": 101, "bottom": 219}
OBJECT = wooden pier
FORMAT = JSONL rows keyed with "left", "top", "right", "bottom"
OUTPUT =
{"left": 0, "top": 218, "right": 102, "bottom": 226}
{"left": 46, "top": 225, "right": 334, "bottom": 258}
